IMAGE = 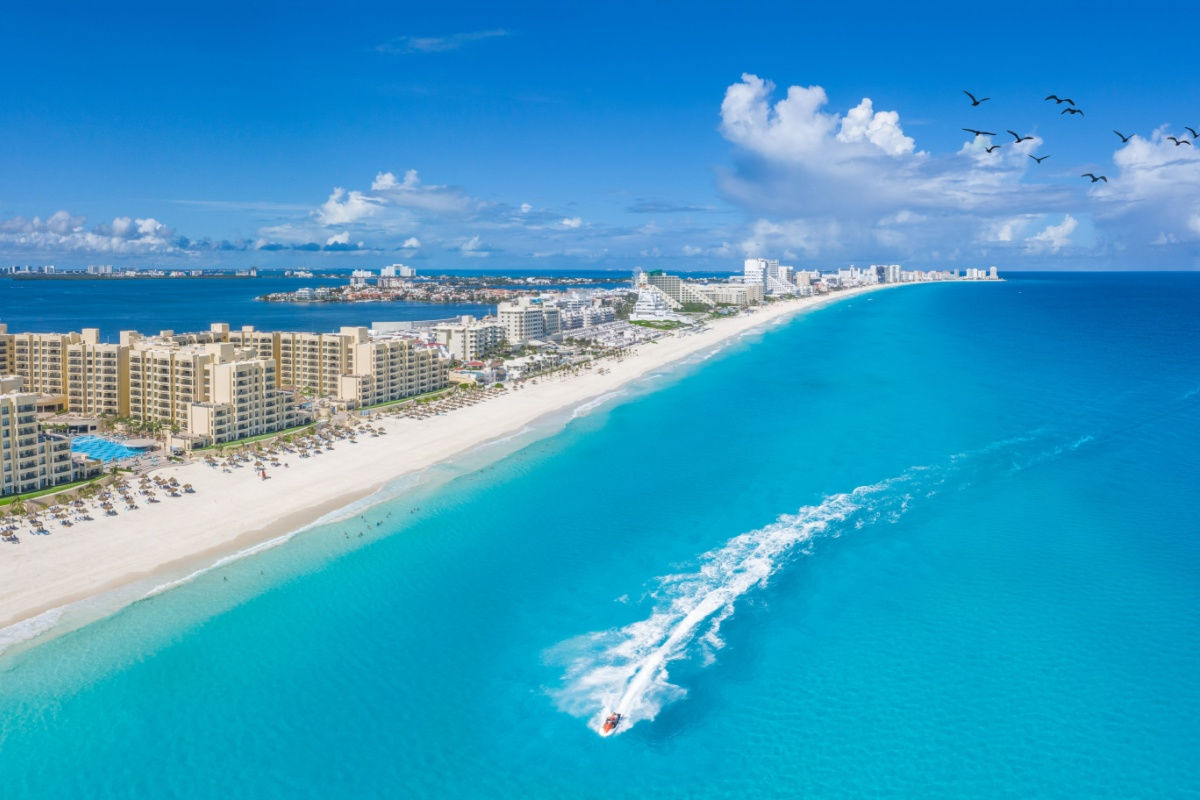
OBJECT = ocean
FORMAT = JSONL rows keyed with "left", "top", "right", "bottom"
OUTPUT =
{"left": 1, "top": 273, "right": 1197, "bottom": 798}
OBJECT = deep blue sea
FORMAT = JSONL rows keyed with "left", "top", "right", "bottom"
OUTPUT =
{"left": 1, "top": 273, "right": 1197, "bottom": 798}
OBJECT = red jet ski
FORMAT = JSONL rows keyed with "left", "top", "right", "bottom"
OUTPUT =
{"left": 601, "top": 712, "right": 623, "bottom": 736}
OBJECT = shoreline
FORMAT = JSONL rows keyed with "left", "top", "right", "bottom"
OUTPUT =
{"left": 0, "top": 283, "right": 910, "bottom": 655}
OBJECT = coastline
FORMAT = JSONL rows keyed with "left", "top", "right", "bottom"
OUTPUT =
{"left": 0, "top": 283, "right": 908, "bottom": 654}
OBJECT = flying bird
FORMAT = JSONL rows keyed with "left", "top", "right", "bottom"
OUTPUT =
{"left": 1185, "top": 126, "right": 1198, "bottom": 138}
{"left": 1081, "top": 173, "right": 1108, "bottom": 183}
{"left": 1166, "top": 136, "right": 1192, "bottom": 146}
{"left": 985, "top": 145, "right": 1001, "bottom": 153}
{"left": 963, "top": 90, "right": 990, "bottom": 106}
{"left": 1113, "top": 130, "right": 1132, "bottom": 143}
{"left": 1062, "top": 108, "right": 1085, "bottom": 116}
{"left": 1029, "top": 154, "right": 1050, "bottom": 163}
{"left": 963, "top": 128, "right": 997, "bottom": 137}
{"left": 1007, "top": 130, "right": 1034, "bottom": 143}
{"left": 1045, "top": 94, "right": 1076, "bottom": 105}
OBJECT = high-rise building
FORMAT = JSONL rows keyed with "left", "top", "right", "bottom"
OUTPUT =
{"left": 497, "top": 297, "right": 562, "bottom": 343}
{"left": 744, "top": 258, "right": 798, "bottom": 295}
{"left": 66, "top": 329, "right": 129, "bottom": 417}
{"left": 0, "top": 376, "right": 74, "bottom": 497}
{"left": 433, "top": 316, "right": 508, "bottom": 361}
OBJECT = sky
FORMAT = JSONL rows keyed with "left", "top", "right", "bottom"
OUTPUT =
{"left": 1, "top": 0, "right": 1197, "bottom": 271}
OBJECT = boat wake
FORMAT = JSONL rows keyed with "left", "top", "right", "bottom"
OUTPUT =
{"left": 550, "top": 433, "right": 1092, "bottom": 737}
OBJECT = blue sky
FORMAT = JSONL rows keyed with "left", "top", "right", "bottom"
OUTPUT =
{"left": 1, "top": 1, "right": 1197, "bottom": 270}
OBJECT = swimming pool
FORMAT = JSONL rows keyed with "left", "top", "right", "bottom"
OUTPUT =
{"left": 71, "top": 435, "right": 149, "bottom": 462}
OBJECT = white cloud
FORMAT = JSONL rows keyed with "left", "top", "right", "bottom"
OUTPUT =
{"left": 318, "top": 187, "right": 382, "bottom": 225}
{"left": 1026, "top": 215, "right": 1078, "bottom": 252}
{"left": 326, "top": 231, "right": 350, "bottom": 246}
{"left": 401, "top": 236, "right": 421, "bottom": 248}
{"left": 716, "top": 74, "right": 1082, "bottom": 261}
{"left": 836, "top": 98, "right": 915, "bottom": 156}
{"left": 0, "top": 211, "right": 180, "bottom": 254}
{"left": 460, "top": 235, "right": 490, "bottom": 257}
{"left": 520, "top": 203, "right": 532, "bottom": 214}
{"left": 560, "top": 216, "right": 582, "bottom": 229}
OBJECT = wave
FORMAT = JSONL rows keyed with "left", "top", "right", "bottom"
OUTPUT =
{"left": 550, "top": 432, "right": 1093, "bottom": 736}
{"left": 570, "top": 391, "right": 628, "bottom": 420}
{"left": 551, "top": 467, "right": 930, "bottom": 736}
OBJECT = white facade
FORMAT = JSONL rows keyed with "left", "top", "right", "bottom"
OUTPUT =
{"left": 433, "top": 316, "right": 508, "bottom": 361}
{"left": 630, "top": 286, "right": 686, "bottom": 321}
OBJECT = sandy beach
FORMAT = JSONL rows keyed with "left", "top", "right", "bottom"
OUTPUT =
{"left": 0, "top": 283, "right": 902, "bottom": 648}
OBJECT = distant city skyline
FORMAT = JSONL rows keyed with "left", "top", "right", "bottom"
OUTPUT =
{"left": 1, "top": 1, "right": 1197, "bottom": 270}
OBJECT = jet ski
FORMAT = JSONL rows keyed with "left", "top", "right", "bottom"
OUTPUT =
{"left": 601, "top": 712, "right": 622, "bottom": 736}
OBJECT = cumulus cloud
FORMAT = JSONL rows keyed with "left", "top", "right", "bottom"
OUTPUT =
{"left": 326, "top": 231, "right": 351, "bottom": 246}
{"left": 401, "top": 236, "right": 421, "bottom": 248}
{"left": 0, "top": 211, "right": 181, "bottom": 255}
{"left": 836, "top": 98, "right": 916, "bottom": 156}
{"left": 318, "top": 187, "right": 382, "bottom": 225}
{"left": 715, "top": 74, "right": 1089, "bottom": 261}
{"left": 560, "top": 216, "right": 582, "bottom": 228}
{"left": 1026, "top": 215, "right": 1078, "bottom": 252}
{"left": 1091, "top": 129, "right": 1200, "bottom": 248}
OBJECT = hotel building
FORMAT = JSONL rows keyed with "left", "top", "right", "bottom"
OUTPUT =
{"left": 497, "top": 298, "right": 562, "bottom": 344}
{"left": 0, "top": 376, "right": 74, "bottom": 497}
{"left": 433, "top": 316, "right": 508, "bottom": 361}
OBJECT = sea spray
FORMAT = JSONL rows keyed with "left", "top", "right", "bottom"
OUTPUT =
{"left": 550, "top": 469, "right": 929, "bottom": 735}
{"left": 551, "top": 432, "right": 1094, "bottom": 736}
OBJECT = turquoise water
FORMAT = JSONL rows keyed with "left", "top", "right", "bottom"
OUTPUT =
{"left": 2, "top": 274, "right": 1198, "bottom": 797}
{"left": 70, "top": 434, "right": 147, "bottom": 462}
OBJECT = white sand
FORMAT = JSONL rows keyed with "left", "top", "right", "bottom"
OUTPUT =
{"left": 0, "top": 284, "right": 903, "bottom": 639}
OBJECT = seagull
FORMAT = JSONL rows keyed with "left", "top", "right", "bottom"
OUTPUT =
{"left": 1045, "top": 94, "right": 1076, "bottom": 106}
{"left": 985, "top": 145, "right": 1001, "bottom": 153}
{"left": 1166, "top": 136, "right": 1192, "bottom": 146}
{"left": 1081, "top": 173, "right": 1108, "bottom": 183}
{"left": 1062, "top": 108, "right": 1085, "bottom": 116}
{"left": 1185, "top": 126, "right": 1199, "bottom": 138}
{"left": 1113, "top": 130, "right": 1132, "bottom": 143}
{"left": 963, "top": 128, "right": 997, "bottom": 137}
{"left": 1007, "top": 130, "right": 1034, "bottom": 143}
{"left": 963, "top": 90, "right": 990, "bottom": 106}
{"left": 1029, "top": 154, "right": 1050, "bottom": 163}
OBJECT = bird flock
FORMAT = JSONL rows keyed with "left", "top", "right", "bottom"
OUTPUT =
{"left": 960, "top": 89, "right": 1197, "bottom": 185}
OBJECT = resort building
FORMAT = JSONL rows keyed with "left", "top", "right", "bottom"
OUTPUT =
{"left": 186, "top": 353, "right": 301, "bottom": 446}
{"left": 66, "top": 329, "right": 129, "bottom": 417}
{"left": 0, "top": 323, "right": 12, "bottom": 375}
{"left": 641, "top": 271, "right": 716, "bottom": 308}
{"left": 630, "top": 284, "right": 687, "bottom": 322}
{"left": 277, "top": 331, "right": 353, "bottom": 399}
{"left": 127, "top": 342, "right": 221, "bottom": 431}
{"left": 691, "top": 283, "right": 764, "bottom": 308}
{"left": 0, "top": 376, "right": 74, "bottom": 498}
{"left": 10, "top": 330, "right": 79, "bottom": 405}
{"left": 433, "top": 316, "right": 508, "bottom": 361}
{"left": 743, "top": 258, "right": 799, "bottom": 296}
{"left": 334, "top": 327, "right": 450, "bottom": 408}
{"left": 497, "top": 298, "right": 563, "bottom": 344}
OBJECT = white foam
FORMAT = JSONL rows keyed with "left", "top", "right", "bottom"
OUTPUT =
{"left": 552, "top": 471, "right": 924, "bottom": 736}
{"left": 571, "top": 391, "right": 628, "bottom": 420}
{"left": 0, "top": 606, "right": 64, "bottom": 657}
{"left": 552, "top": 430, "right": 1098, "bottom": 736}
